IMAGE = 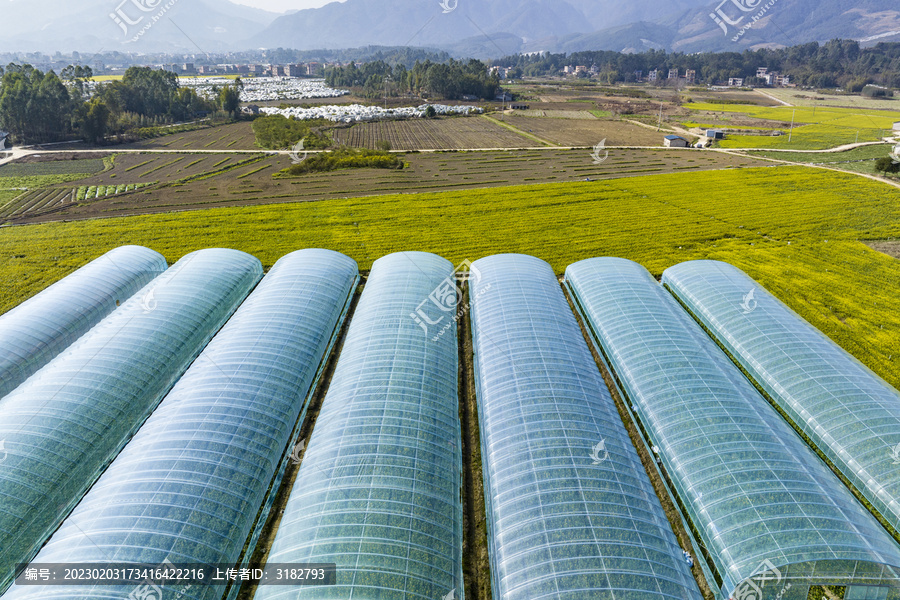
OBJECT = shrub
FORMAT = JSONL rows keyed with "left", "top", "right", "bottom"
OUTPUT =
{"left": 280, "top": 147, "right": 404, "bottom": 175}
{"left": 875, "top": 156, "right": 900, "bottom": 174}
{"left": 251, "top": 115, "right": 331, "bottom": 150}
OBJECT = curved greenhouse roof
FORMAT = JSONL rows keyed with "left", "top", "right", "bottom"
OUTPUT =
{"left": 2, "top": 249, "right": 358, "bottom": 600}
{"left": 662, "top": 259, "right": 900, "bottom": 542}
{"left": 0, "top": 249, "right": 262, "bottom": 593}
{"left": 566, "top": 257, "right": 900, "bottom": 598}
{"left": 0, "top": 245, "right": 167, "bottom": 399}
{"left": 470, "top": 254, "right": 701, "bottom": 600}
{"left": 255, "top": 251, "right": 463, "bottom": 600}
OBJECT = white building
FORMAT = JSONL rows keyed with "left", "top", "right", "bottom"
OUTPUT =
{"left": 664, "top": 135, "right": 690, "bottom": 148}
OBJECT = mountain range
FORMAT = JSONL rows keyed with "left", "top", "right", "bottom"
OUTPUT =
{"left": 1, "top": 0, "right": 899, "bottom": 57}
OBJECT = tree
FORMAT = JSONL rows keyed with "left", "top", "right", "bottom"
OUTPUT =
{"left": 875, "top": 156, "right": 900, "bottom": 174}
{"left": 81, "top": 98, "right": 110, "bottom": 144}
{"left": 218, "top": 78, "right": 243, "bottom": 118}
{"left": 424, "top": 105, "right": 437, "bottom": 118}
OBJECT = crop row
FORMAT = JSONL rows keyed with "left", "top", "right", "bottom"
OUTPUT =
{"left": 75, "top": 183, "right": 154, "bottom": 201}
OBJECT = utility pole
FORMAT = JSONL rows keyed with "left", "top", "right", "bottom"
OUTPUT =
{"left": 788, "top": 108, "right": 796, "bottom": 142}
{"left": 657, "top": 102, "right": 663, "bottom": 131}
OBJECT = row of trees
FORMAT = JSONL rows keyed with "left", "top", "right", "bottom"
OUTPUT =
{"left": 325, "top": 59, "right": 500, "bottom": 100}
{"left": 0, "top": 65, "right": 245, "bottom": 145}
{"left": 494, "top": 40, "right": 900, "bottom": 90}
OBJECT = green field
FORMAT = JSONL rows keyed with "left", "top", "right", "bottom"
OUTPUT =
{"left": 746, "top": 144, "right": 897, "bottom": 176}
{"left": 687, "top": 102, "right": 898, "bottom": 149}
{"left": 1, "top": 165, "right": 899, "bottom": 391}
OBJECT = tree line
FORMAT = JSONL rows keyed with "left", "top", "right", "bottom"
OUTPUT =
{"left": 325, "top": 59, "right": 500, "bottom": 100}
{"left": 0, "top": 65, "right": 244, "bottom": 145}
{"left": 493, "top": 40, "right": 900, "bottom": 90}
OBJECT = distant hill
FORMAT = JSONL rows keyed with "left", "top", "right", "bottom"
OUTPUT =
{"left": 249, "top": 0, "right": 900, "bottom": 57}
{"left": 0, "top": 0, "right": 280, "bottom": 53}
{"left": 246, "top": 0, "right": 710, "bottom": 55}
{"left": 1, "top": 0, "right": 898, "bottom": 57}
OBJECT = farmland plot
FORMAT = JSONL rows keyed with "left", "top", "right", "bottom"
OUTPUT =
{"left": 330, "top": 116, "right": 531, "bottom": 150}
{"left": 493, "top": 114, "right": 667, "bottom": 146}
{"left": 4, "top": 149, "right": 767, "bottom": 224}
{"left": 119, "top": 122, "right": 260, "bottom": 151}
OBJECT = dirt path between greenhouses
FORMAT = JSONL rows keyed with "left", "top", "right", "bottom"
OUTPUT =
{"left": 459, "top": 288, "right": 491, "bottom": 600}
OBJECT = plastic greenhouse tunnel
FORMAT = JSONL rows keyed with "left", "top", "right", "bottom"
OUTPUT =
{"left": 565, "top": 257, "right": 900, "bottom": 600}
{"left": 0, "top": 249, "right": 359, "bottom": 600}
{"left": 0, "top": 245, "right": 168, "bottom": 400}
{"left": 662, "top": 259, "right": 900, "bottom": 542}
{"left": 254, "top": 251, "right": 463, "bottom": 600}
{"left": 0, "top": 248, "right": 263, "bottom": 594}
{"left": 469, "top": 254, "right": 703, "bottom": 600}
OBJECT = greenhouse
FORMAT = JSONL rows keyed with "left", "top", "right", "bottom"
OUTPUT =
{"left": 662, "top": 260, "right": 900, "bottom": 545}
{"left": 470, "top": 254, "right": 702, "bottom": 600}
{"left": 0, "top": 245, "right": 167, "bottom": 399}
{"left": 1, "top": 249, "right": 358, "bottom": 600}
{"left": 255, "top": 251, "right": 463, "bottom": 600}
{"left": 0, "top": 249, "right": 262, "bottom": 594}
{"left": 566, "top": 257, "right": 900, "bottom": 600}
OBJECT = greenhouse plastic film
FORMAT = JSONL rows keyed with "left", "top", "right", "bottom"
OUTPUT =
{"left": 662, "top": 260, "right": 900, "bottom": 537}
{"left": 0, "top": 248, "right": 263, "bottom": 594}
{"left": 567, "top": 257, "right": 900, "bottom": 599}
{"left": 0, "top": 245, "right": 167, "bottom": 400}
{"left": 0, "top": 249, "right": 358, "bottom": 600}
{"left": 255, "top": 251, "right": 463, "bottom": 600}
{"left": 471, "top": 253, "right": 702, "bottom": 600}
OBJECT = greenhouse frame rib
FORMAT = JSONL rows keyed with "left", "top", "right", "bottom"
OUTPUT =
{"left": 567, "top": 257, "right": 900, "bottom": 600}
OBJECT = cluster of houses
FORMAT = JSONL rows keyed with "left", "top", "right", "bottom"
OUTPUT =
{"left": 640, "top": 68, "right": 698, "bottom": 83}
{"left": 729, "top": 68, "right": 790, "bottom": 87}
{"left": 664, "top": 129, "right": 726, "bottom": 148}
{"left": 755, "top": 67, "right": 791, "bottom": 86}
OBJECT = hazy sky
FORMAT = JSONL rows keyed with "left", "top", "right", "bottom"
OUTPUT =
{"left": 230, "top": 0, "right": 347, "bottom": 14}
